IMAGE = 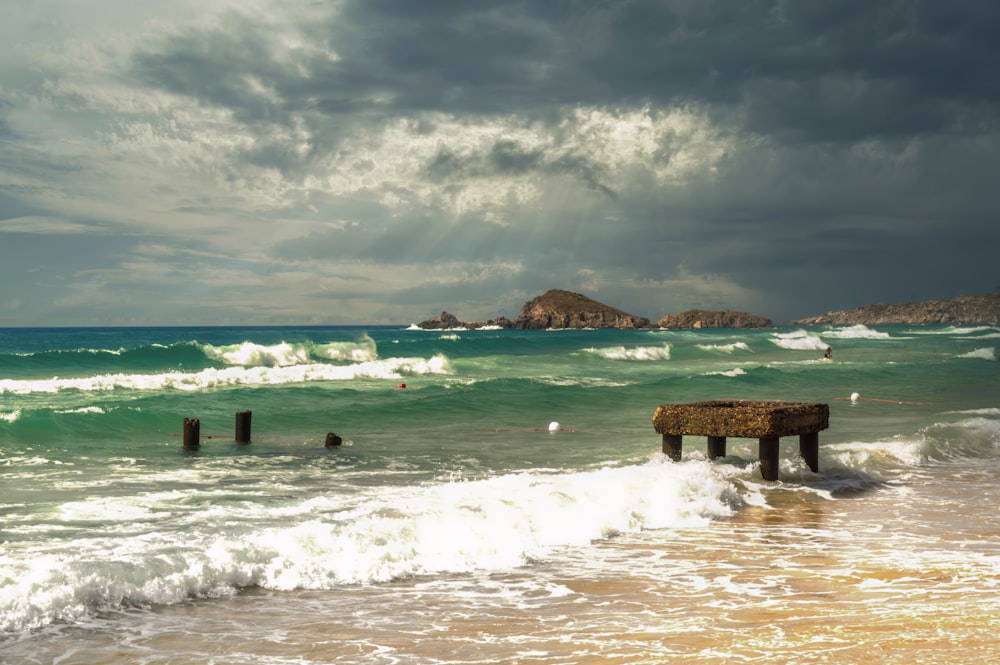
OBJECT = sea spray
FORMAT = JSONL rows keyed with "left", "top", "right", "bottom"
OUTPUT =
{"left": 1, "top": 457, "right": 745, "bottom": 632}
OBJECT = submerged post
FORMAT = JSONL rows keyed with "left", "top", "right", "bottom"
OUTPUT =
{"left": 325, "top": 432, "right": 343, "bottom": 448}
{"left": 235, "top": 410, "right": 252, "bottom": 443}
{"left": 183, "top": 417, "right": 200, "bottom": 449}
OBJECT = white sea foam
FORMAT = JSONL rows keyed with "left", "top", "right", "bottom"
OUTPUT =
{"left": 0, "top": 457, "right": 743, "bottom": 633}
{"left": 199, "top": 337, "right": 378, "bottom": 366}
{"left": 770, "top": 330, "right": 828, "bottom": 351}
{"left": 824, "top": 324, "right": 890, "bottom": 340}
{"left": 0, "top": 355, "right": 452, "bottom": 395}
{"left": 696, "top": 342, "right": 751, "bottom": 353}
{"left": 910, "top": 325, "right": 998, "bottom": 336}
{"left": 825, "top": 438, "right": 928, "bottom": 468}
{"left": 951, "top": 408, "right": 1000, "bottom": 417}
{"left": 1, "top": 409, "right": 21, "bottom": 423}
{"left": 313, "top": 336, "right": 379, "bottom": 362}
{"left": 201, "top": 341, "right": 312, "bottom": 367}
{"left": 584, "top": 344, "right": 671, "bottom": 360}
{"left": 706, "top": 368, "right": 747, "bottom": 377}
{"left": 958, "top": 347, "right": 996, "bottom": 360}
{"left": 54, "top": 406, "right": 106, "bottom": 415}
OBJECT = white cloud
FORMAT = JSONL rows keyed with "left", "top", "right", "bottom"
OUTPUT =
{"left": 0, "top": 216, "right": 111, "bottom": 234}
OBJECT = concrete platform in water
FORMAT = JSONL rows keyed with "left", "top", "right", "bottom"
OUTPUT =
{"left": 652, "top": 400, "right": 830, "bottom": 480}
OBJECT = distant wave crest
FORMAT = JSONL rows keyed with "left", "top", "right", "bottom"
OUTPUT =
{"left": 958, "top": 347, "right": 996, "bottom": 360}
{"left": 770, "top": 330, "right": 828, "bottom": 351}
{"left": 824, "top": 324, "right": 890, "bottom": 340}
{"left": 696, "top": 342, "right": 751, "bottom": 353}
{"left": 0, "top": 354, "right": 451, "bottom": 395}
{"left": 583, "top": 344, "right": 671, "bottom": 361}
{"left": 199, "top": 336, "right": 378, "bottom": 367}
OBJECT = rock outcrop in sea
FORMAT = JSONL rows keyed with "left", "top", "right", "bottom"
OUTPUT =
{"left": 416, "top": 290, "right": 651, "bottom": 330}
{"left": 510, "top": 289, "right": 651, "bottom": 329}
{"left": 656, "top": 309, "right": 773, "bottom": 329}
{"left": 417, "top": 290, "right": 1000, "bottom": 330}
{"left": 417, "top": 311, "right": 513, "bottom": 330}
{"left": 792, "top": 292, "right": 1000, "bottom": 326}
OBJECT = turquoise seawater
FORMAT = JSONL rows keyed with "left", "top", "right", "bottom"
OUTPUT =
{"left": 1, "top": 324, "right": 999, "bottom": 663}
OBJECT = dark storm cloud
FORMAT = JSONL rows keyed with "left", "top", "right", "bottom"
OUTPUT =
{"left": 3, "top": 0, "right": 999, "bottom": 324}
{"left": 127, "top": 3, "right": 993, "bottom": 145}
{"left": 126, "top": 0, "right": 1000, "bottom": 175}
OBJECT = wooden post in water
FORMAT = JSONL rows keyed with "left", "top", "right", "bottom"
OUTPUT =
{"left": 235, "top": 410, "right": 252, "bottom": 443}
{"left": 758, "top": 436, "right": 780, "bottom": 481}
{"left": 183, "top": 418, "right": 200, "bottom": 449}
{"left": 707, "top": 435, "right": 727, "bottom": 460}
{"left": 662, "top": 433, "right": 682, "bottom": 461}
{"left": 325, "top": 432, "right": 343, "bottom": 448}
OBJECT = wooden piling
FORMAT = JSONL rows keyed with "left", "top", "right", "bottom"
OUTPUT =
{"left": 235, "top": 410, "right": 252, "bottom": 443}
{"left": 325, "top": 432, "right": 343, "bottom": 448}
{"left": 183, "top": 418, "right": 200, "bottom": 449}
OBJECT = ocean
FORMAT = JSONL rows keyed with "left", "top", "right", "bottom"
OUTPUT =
{"left": 1, "top": 323, "right": 998, "bottom": 664}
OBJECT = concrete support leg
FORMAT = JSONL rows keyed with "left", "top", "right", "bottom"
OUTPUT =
{"left": 662, "top": 433, "right": 683, "bottom": 462}
{"left": 799, "top": 432, "right": 819, "bottom": 472}
{"left": 707, "top": 436, "right": 727, "bottom": 460}
{"left": 759, "top": 436, "right": 780, "bottom": 481}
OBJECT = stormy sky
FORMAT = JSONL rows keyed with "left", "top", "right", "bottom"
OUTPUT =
{"left": 2, "top": 0, "right": 998, "bottom": 325}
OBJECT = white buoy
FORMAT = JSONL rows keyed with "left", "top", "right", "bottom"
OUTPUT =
{"left": 850, "top": 392, "right": 860, "bottom": 402}
{"left": 548, "top": 421, "right": 560, "bottom": 432}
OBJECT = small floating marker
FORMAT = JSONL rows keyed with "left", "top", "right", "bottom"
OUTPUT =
{"left": 548, "top": 421, "right": 560, "bottom": 433}
{"left": 325, "top": 432, "right": 343, "bottom": 448}
{"left": 851, "top": 392, "right": 860, "bottom": 402}
{"left": 397, "top": 383, "right": 407, "bottom": 389}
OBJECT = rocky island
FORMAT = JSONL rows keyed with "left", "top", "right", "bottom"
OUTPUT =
{"left": 511, "top": 289, "right": 650, "bottom": 329}
{"left": 419, "top": 290, "right": 770, "bottom": 330}
{"left": 418, "top": 289, "right": 650, "bottom": 330}
{"left": 792, "top": 292, "right": 1000, "bottom": 326}
{"left": 417, "top": 289, "right": 1000, "bottom": 331}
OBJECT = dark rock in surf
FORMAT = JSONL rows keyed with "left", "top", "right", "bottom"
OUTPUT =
{"left": 418, "top": 311, "right": 464, "bottom": 329}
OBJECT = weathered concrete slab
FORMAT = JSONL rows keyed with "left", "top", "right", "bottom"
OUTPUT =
{"left": 652, "top": 400, "right": 829, "bottom": 439}
{"left": 652, "top": 400, "right": 829, "bottom": 479}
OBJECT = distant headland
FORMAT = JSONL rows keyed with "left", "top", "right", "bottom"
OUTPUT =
{"left": 789, "top": 292, "right": 1000, "bottom": 326}
{"left": 417, "top": 289, "right": 1000, "bottom": 330}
